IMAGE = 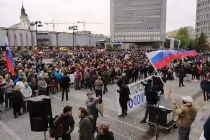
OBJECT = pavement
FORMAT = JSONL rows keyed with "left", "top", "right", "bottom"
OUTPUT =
{"left": 0, "top": 76, "right": 209, "bottom": 140}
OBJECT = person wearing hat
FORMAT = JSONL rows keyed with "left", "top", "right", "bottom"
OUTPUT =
{"left": 174, "top": 96, "right": 197, "bottom": 140}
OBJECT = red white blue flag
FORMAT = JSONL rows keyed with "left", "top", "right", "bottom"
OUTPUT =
{"left": 146, "top": 50, "right": 198, "bottom": 70}
{"left": 5, "top": 37, "right": 15, "bottom": 75}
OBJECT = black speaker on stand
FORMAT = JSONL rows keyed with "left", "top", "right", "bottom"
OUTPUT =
{"left": 27, "top": 95, "right": 52, "bottom": 140}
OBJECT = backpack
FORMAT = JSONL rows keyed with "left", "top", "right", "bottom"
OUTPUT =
{"left": 49, "top": 115, "right": 64, "bottom": 138}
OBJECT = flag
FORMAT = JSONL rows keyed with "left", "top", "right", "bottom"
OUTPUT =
{"left": 5, "top": 37, "right": 15, "bottom": 75}
{"left": 146, "top": 50, "right": 198, "bottom": 69}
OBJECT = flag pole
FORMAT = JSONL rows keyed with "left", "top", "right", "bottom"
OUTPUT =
{"left": 146, "top": 53, "right": 165, "bottom": 85}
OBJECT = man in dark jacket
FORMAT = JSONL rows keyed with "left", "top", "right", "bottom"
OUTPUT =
{"left": 54, "top": 106, "right": 75, "bottom": 140}
{"left": 140, "top": 79, "right": 158, "bottom": 123}
{"left": 204, "top": 116, "right": 210, "bottom": 140}
{"left": 60, "top": 73, "right": 70, "bottom": 101}
{"left": 78, "top": 107, "right": 93, "bottom": 140}
{"left": 200, "top": 77, "right": 209, "bottom": 101}
{"left": 178, "top": 65, "right": 186, "bottom": 87}
{"left": 117, "top": 81, "right": 130, "bottom": 118}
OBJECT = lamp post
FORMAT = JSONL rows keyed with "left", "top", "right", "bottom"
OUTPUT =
{"left": 30, "top": 21, "right": 43, "bottom": 67}
{"left": 69, "top": 26, "right": 78, "bottom": 50}
{"left": 30, "top": 21, "right": 43, "bottom": 48}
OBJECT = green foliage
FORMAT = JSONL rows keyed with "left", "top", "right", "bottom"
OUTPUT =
{"left": 106, "top": 43, "right": 113, "bottom": 51}
{"left": 176, "top": 27, "right": 190, "bottom": 49}
{"left": 113, "top": 44, "right": 120, "bottom": 50}
{"left": 196, "top": 32, "right": 209, "bottom": 52}
{"left": 186, "top": 39, "right": 196, "bottom": 50}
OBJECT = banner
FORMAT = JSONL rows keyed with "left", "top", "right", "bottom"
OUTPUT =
{"left": 116, "top": 80, "right": 146, "bottom": 115}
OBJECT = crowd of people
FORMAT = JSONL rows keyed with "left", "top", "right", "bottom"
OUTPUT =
{"left": 0, "top": 47, "right": 210, "bottom": 140}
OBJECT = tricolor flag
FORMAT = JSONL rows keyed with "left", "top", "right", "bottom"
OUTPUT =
{"left": 5, "top": 37, "right": 15, "bottom": 75}
{"left": 146, "top": 50, "right": 198, "bottom": 70}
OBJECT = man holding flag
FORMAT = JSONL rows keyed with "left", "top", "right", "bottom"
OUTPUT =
{"left": 146, "top": 50, "right": 198, "bottom": 85}
{"left": 4, "top": 37, "right": 15, "bottom": 76}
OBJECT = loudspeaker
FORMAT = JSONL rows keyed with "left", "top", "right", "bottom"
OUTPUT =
{"left": 29, "top": 117, "right": 48, "bottom": 131}
{"left": 27, "top": 95, "right": 52, "bottom": 132}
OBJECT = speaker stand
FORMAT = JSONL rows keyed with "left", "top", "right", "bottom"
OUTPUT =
{"left": 43, "top": 131, "right": 47, "bottom": 140}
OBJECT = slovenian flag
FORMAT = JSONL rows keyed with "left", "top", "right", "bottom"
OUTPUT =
{"left": 146, "top": 50, "right": 198, "bottom": 69}
{"left": 5, "top": 37, "right": 15, "bottom": 75}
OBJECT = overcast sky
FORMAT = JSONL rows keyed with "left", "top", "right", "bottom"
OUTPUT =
{"left": 0, "top": 0, "right": 197, "bottom": 35}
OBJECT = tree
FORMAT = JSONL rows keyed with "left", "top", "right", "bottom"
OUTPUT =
{"left": 186, "top": 39, "right": 196, "bottom": 50}
{"left": 176, "top": 27, "right": 190, "bottom": 49}
{"left": 196, "top": 32, "right": 209, "bottom": 52}
{"left": 113, "top": 44, "right": 120, "bottom": 50}
{"left": 106, "top": 43, "right": 113, "bottom": 51}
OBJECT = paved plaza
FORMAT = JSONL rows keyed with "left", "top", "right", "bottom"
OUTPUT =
{"left": 0, "top": 77, "right": 209, "bottom": 140}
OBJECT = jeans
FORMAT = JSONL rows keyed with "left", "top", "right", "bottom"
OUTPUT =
{"left": 62, "top": 88, "right": 69, "bottom": 101}
{"left": 178, "top": 127, "right": 191, "bottom": 140}
{"left": 5, "top": 93, "right": 12, "bottom": 109}
{"left": 0, "top": 92, "right": 4, "bottom": 105}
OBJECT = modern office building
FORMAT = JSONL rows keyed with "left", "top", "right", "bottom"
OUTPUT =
{"left": 110, "top": 0, "right": 167, "bottom": 47}
{"left": 196, "top": 0, "right": 210, "bottom": 41}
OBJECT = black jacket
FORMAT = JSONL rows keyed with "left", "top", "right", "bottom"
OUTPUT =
{"left": 204, "top": 116, "right": 210, "bottom": 140}
{"left": 60, "top": 75, "right": 70, "bottom": 89}
{"left": 146, "top": 88, "right": 158, "bottom": 105}
{"left": 118, "top": 84, "right": 130, "bottom": 102}
{"left": 54, "top": 114, "right": 75, "bottom": 133}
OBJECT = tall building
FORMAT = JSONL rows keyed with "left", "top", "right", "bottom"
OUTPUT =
{"left": 110, "top": 0, "right": 167, "bottom": 47}
{"left": 196, "top": 0, "right": 210, "bottom": 40}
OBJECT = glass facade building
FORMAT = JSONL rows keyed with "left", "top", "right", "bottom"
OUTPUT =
{"left": 110, "top": 0, "right": 167, "bottom": 43}
{"left": 196, "top": 0, "right": 210, "bottom": 39}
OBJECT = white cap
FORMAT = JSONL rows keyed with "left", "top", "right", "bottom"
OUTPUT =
{"left": 122, "top": 73, "right": 126, "bottom": 77}
{"left": 182, "top": 96, "right": 193, "bottom": 103}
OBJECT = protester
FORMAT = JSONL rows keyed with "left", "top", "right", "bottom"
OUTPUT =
{"left": 177, "top": 64, "right": 186, "bottom": 87}
{"left": 21, "top": 82, "right": 32, "bottom": 113}
{"left": 140, "top": 79, "right": 159, "bottom": 123}
{"left": 75, "top": 69, "right": 82, "bottom": 90}
{"left": 4, "top": 75, "right": 14, "bottom": 110}
{"left": 54, "top": 106, "right": 75, "bottom": 140}
{"left": 37, "top": 76, "right": 47, "bottom": 95}
{"left": 0, "top": 76, "right": 6, "bottom": 109}
{"left": 117, "top": 80, "right": 130, "bottom": 118}
{"left": 174, "top": 96, "right": 197, "bottom": 140}
{"left": 200, "top": 76, "right": 209, "bottom": 101}
{"left": 78, "top": 107, "right": 93, "bottom": 140}
{"left": 12, "top": 85, "right": 23, "bottom": 118}
{"left": 86, "top": 93, "right": 100, "bottom": 134}
{"left": 60, "top": 73, "right": 70, "bottom": 101}
{"left": 203, "top": 115, "right": 210, "bottom": 140}
{"left": 95, "top": 123, "right": 115, "bottom": 140}
{"left": 94, "top": 76, "right": 104, "bottom": 103}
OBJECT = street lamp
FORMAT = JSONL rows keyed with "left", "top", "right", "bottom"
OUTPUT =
{"left": 69, "top": 25, "right": 78, "bottom": 50}
{"left": 30, "top": 21, "right": 43, "bottom": 47}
